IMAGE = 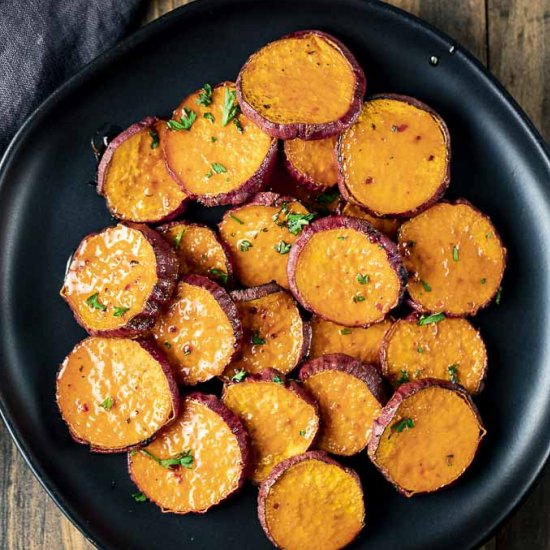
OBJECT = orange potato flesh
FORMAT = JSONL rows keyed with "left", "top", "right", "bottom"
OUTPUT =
{"left": 56, "top": 338, "right": 174, "bottom": 450}
{"left": 303, "top": 371, "right": 382, "bottom": 455}
{"left": 223, "top": 381, "right": 319, "bottom": 483}
{"left": 129, "top": 396, "right": 244, "bottom": 513}
{"left": 374, "top": 386, "right": 485, "bottom": 495}
{"left": 240, "top": 34, "right": 357, "bottom": 125}
{"left": 310, "top": 317, "right": 392, "bottom": 367}
{"left": 152, "top": 281, "right": 237, "bottom": 385}
{"left": 284, "top": 136, "right": 338, "bottom": 189}
{"left": 399, "top": 202, "right": 506, "bottom": 315}
{"left": 60, "top": 225, "right": 157, "bottom": 332}
{"left": 160, "top": 223, "right": 229, "bottom": 281}
{"left": 383, "top": 317, "right": 487, "bottom": 393}
{"left": 102, "top": 121, "right": 187, "bottom": 222}
{"left": 264, "top": 459, "right": 365, "bottom": 550}
{"left": 219, "top": 201, "right": 310, "bottom": 289}
{"left": 339, "top": 98, "right": 447, "bottom": 216}
{"left": 294, "top": 228, "right": 402, "bottom": 325}
{"left": 223, "top": 291, "right": 305, "bottom": 378}
{"left": 341, "top": 202, "right": 400, "bottom": 239}
{"left": 162, "top": 83, "right": 273, "bottom": 198}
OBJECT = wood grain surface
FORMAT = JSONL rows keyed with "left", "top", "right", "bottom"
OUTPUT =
{"left": 1, "top": 0, "right": 548, "bottom": 548}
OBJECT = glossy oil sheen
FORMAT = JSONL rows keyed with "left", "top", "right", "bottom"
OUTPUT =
{"left": 0, "top": 0, "right": 549, "bottom": 548}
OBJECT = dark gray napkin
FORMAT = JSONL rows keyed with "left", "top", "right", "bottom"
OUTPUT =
{"left": 0, "top": 0, "right": 144, "bottom": 154}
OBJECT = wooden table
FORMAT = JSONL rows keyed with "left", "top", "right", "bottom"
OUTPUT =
{"left": 1, "top": 0, "right": 548, "bottom": 548}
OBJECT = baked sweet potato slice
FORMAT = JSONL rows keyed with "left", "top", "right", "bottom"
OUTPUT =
{"left": 157, "top": 221, "right": 233, "bottom": 285}
{"left": 222, "top": 283, "right": 310, "bottom": 380}
{"left": 129, "top": 393, "right": 249, "bottom": 513}
{"left": 310, "top": 316, "right": 392, "bottom": 368}
{"left": 258, "top": 451, "right": 365, "bottom": 550}
{"left": 218, "top": 192, "right": 313, "bottom": 289}
{"left": 283, "top": 135, "right": 338, "bottom": 192}
{"left": 222, "top": 369, "right": 319, "bottom": 483}
{"left": 237, "top": 30, "right": 366, "bottom": 140}
{"left": 339, "top": 201, "right": 400, "bottom": 239}
{"left": 60, "top": 223, "right": 178, "bottom": 337}
{"left": 299, "top": 354, "right": 386, "bottom": 455}
{"left": 398, "top": 201, "right": 507, "bottom": 316}
{"left": 337, "top": 94, "right": 450, "bottom": 218}
{"left": 162, "top": 82, "right": 277, "bottom": 206}
{"left": 368, "top": 379, "right": 486, "bottom": 496}
{"left": 56, "top": 337, "right": 178, "bottom": 452}
{"left": 381, "top": 314, "right": 487, "bottom": 394}
{"left": 287, "top": 215, "right": 407, "bottom": 326}
{"left": 152, "top": 274, "right": 242, "bottom": 384}
{"left": 97, "top": 117, "right": 188, "bottom": 223}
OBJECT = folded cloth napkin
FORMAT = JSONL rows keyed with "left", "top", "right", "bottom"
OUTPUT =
{"left": 0, "top": 0, "right": 143, "bottom": 154}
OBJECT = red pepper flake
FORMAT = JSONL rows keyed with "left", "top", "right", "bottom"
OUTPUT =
{"left": 396, "top": 123, "right": 408, "bottom": 132}
{"left": 428, "top": 154, "right": 435, "bottom": 161}
{"left": 365, "top": 176, "right": 374, "bottom": 184}
{"left": 79, "top": 403, "right": 89, "bottom": 413}
{"left": 168, "top": 325, "right": 177, "bottom": 333}
{"left": 415, "top": 135, "right": 422, "bottom": 141}
{"left": 375, "top": 303, "right": 383, "bottom": 311}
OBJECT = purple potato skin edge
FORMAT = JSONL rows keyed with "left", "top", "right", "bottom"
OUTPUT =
{"left": 96, "top": 116, "right": 189, "bottom": 223}
{"left": 286, "top": 215, "right": 408, "bottom": 327}
{"left": 236, "top": 30, "right": 366, "bottom": 141}
{"left": 128, "top": 392, "right": 250, "bottom": 513}
{"left": 57, "top": 337, "right": 180, "bottom": 454}
{"left": 367, "top": 378, "right": 486, "bottom": 497}
{"left": 336, "top": 93, "right": 451, "bottom": 219}
{"left": 61, "top": 223, "right": 179, "bottom": 338}
{"left": 257, "top": 450, "right": 365, "bottom": 548}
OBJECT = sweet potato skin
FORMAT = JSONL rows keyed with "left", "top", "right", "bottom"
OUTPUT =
{"left": 128, "top": 392, "right": 250, "bottom": 513}
{"left": 59, "top": 337, "right": 179, "bottom": 453}
{"left": 337, "top": 93, "right": 450, "bottom": 218}
{"left": 257, "top": 450, "right": 365, "bottom": 549}
{"left": 287, "top": 215, "right": 407, "bottom": 326}
{"left": 97, "top": 116, "right": 188, "bottom": 223}
{"left": 61, "top": 223, "right": 178, "bottom": 338}
{"left": 367, "top": 378, "right": 486, "bottom": 496}
{"left": 236, "top": 30, "right": 366, "bottom": 140}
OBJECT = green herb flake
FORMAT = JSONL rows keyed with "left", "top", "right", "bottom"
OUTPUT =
{"left": 233, "top": 118, "right": 244, "bottom": 133}
{"left": 205, "top": 170, "right": 213, "bottom": 179}
{"left": 148, "top": 129, "right": 160, "bottom": 149}
{"left": 339, "top": 328, "right": 352, "bottom": 335}
{"left": 421, "top": 280, "right": 432, "bottom": 292}
{"left": 211, "top": 162, "right": 227, "bottom": 174}
{"left": 221, "top": 88, "right": 241, "bottom": 126}
{"left": 132, "top": 492, "right": 147, "bottom": 502}
{"left": 166, "top": 107, "right": 197, "bottom": 131}
{"left": 396, "top": 370, "right": 409, "bottom": 385}
{"left": 446, "top": 454, "right": 454, "bottom": 466}
{"left": 485, "top": 232, "right": 493, "bottom": 239}
{"left": 337, "top": 236, "right": 348, "bottom": 241}
{"left": 163, "top": 341, "right": 172, "bottom": 349}
{"left": 113, "top": 306, "right": 130, "bottom": 317}
{"left": 286, "top": 212, "right": 316, "bottom": 235}
{"left": 100, "top": 396, "right": 114, "bottom": 411}
{"left": 208, "top": 268, "right": 229, "bottom": 284}
{"left": 197, "top": 83, "right": 213, "bottom": 107}
{"left": 231, "top": 370, "right": 248, "bottom": 383}
{"left": 481, "top": 278, "right": 487, "bottom": 285}
{"left": 173, "top": 228, "right": 186, "bottom": 248}
{"left": 229, "top": 214, "right": 244, "bottom": 225}
{"left": 315, "top": 188, "right": 340, "bottom": 205}
{"left": 353, "top": 294, "right": 366, "bottom": 303}
{"left": 203, "top": 112, "right": 215, "bottom": 123}
{"left": 210, "top": 136, "right": 217, "bottom": 142}
{"left": 417, "top": 346, "right": 424, "bottom": 354}
{"left": 356, "top": 273, "right": 369, "bottom": 285}
{"left": 272, "top": 375, "right": 284, "bottom": 385}
{"left": 140, "top": 449, "right": 194, "bottom": 470}
{"left": 391, "top": 125, "right": 398, "bottom": 133}
{"left": 452, "top": 245, "right": 460, "bottom": 262}
{"left": 86, "top": 293, "right": 106, "bottom": 311}
{"left": 418, "top": 312, "right": 445, "bottom": 326}
{"left": 299, "top": 430, "right": 306, "bottom": 437}
{"left": 448, "top": 364, "right": 459, "bottom": 383}
{"left": 495, "top": 286, "right": 503, "bottom": 305}
{"left": 240, "top": 240, "right": 252, "bottom": 252}
{"left": 251, "top": 330, "right": 266, "bottom": 345}
{"left": 275, "top": 240, "right": 292, "bottom": 255}
{"left": 392, "top": 417, "right": 414, "bottom": 433}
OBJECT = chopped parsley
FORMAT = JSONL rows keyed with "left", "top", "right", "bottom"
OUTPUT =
{"left": 140, "top": 449, "right": 193, "bottom": 470}
{"left": 339, "top": 328, "right": 352, "bottom": 335}
{"left": 418, "top": 312, "right": 445, "bottom": 326}
{"left": 495, "top": 286, "right": 503, "bottom": 305}
{"left": 481, "top": 278, "right": 487, "bottom": 285}
{"left": 113, "top": 306, "right": 130, "bottom": 317}
{"left": 233, "top": 118, "right": 244, "bottom": 133}
{"left": 392, "top": 417, "right": 414, "bottom": 433}
{"left": 229, "top": 214, "right": 244, "bottom": 225}
{"left": 421, "top": 280, "right": 432, "bottom": 292}
{"left": 86, "top": 293, "right": 106, "bottom": 311}
{"left": 196, "top": 83, "right": 213, "bottom": 107}
{"left": 205, "top": 170, "right": 213, "bottom": 178}
{"left": 211, "top": 162, "right": 227, "bottom": 174}
{"left": 221, "top": 88, "right": 241, "bottom": 127}
{"left": 337, "top": 236, "right": 347, "bottom": 240}
{"left": 356, "top": 273, "right": 369, "bottom": 285}
{"left": 208, "top": 268, "right": 229, "bottom": 284}
{"left": 272, "top": 375, "right": 284, "bottom": 385}
{"left": 231, "top": 370, "right": 248, "bottom": 383}
{"left": 100, "top": 396, "right": 114, "bottom": 410}
{"left": 166, "top": 107, "right": 197, "bottom": 131}
{"left": 163, "top": 341, "right": 172, "bottom": 349}
{"left": 299, "top": 430, "right": 306, "bottom": 437}
{"left": 417, "top": 346, "right": 424, "bottom": 353}
{"left": 132, "top": 492, "right": 147, "bottom": 502}
{"left": 240, "top": 240, "right": 252, "bottom": 252}
{"left": 275, "top": 240, "right": 292, "bottom": 255}
{"left": 210, "top": 136, "right": 217, "bottom": 142}
{"left": 396, "top": 370, "right": 409, "bottom": 385}
{"left": 316, "top": 188, "right": 340, "bottom": 205}
{"left": 203, "top": 112, "right": 215, "bottom": 123}
{"left": 173, "top": 228, "right": 186, "bottom": 248}
{"left": 448, "top": 364, "right": 459, "bottom": 383}
{"left": 452, "top": 245, "right": 459, "bottom": 262}
{"left": 148, "top": 129, "right": 159, "bottom": 149}
{"left": 286, "top": 212, "right": 316, "bottom": 235}
{"left": 251, "top": 330, "right": 266, "bottom": 345}
{"left": 353, "top": 294, "right": 365, "bottom": 303}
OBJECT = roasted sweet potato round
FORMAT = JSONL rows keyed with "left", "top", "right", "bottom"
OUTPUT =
{"left": 299, "top": 354, "right": 386, "bottom": 455}
{"left": 310, "top": 316, "right": 392, "bottom": 368}
{"left": 152, "top": 275, "right": 242, "bottom": 385}
{"left": 157, "top": 221, "right": 233, "bottom": 285}
{"left": 162, "top": 82, "right": 277, "bottom": 206}
{"left": 339, "top": 201, "right": 400, "bottom": 239}
{"left": 222, "top": 369, "right": 319, "bottom": 483}
{"left": 381, "top": 314, "right": 487, "bottom": 393}
{"left": 283, "top": 135, "right": 338, "bottom": 191}
{"left": 218, "top": 192, "right": 313, "bottom": 289}
{"left": 337, "top": 94, "right": 450, "bottom": 218}
{"left": 368, "top": 379, "right": 486, "bottom": 496}
{"left": 57, "top": 337, "right": 178, "bottom": 452}
{"left": 287, "top": 215, "right": 407, "bottom": 326}
{"left": 60, "top": 223, "right": 178, "bottom": 337}
{"left": 129, "top": 393, "right": 249, "bottom": 513}
{"left": 258, "top": 451, "right": 365, "bottom": 550}
{"left": 97, "top": 117, "right": 188, "bottom": 223}
{"left": 398, "top": 201, "right": 507, "bottom": 316}
{"left": 237, "top": 30, "right": 365, "bottom": 140}
{"left": 222, "top": 283, "right": 310, "bottom": 380}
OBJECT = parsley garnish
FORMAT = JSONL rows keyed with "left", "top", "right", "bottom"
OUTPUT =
{"left": 421, "top": 280, "right": 432, "bottom": 292}
{"left": 418, "top": 313, "right": 445, "bottom": 326}
{"left": 495, "top": 286, "right": 503, "bottom": 305}
{"left": 448, "top": 364, "right": 459, "bottom": 383}
{"left": 353, "top": 295, "right": 365, "bottom": 303}
{"left": 272, "top": 375, "right": 284, "bottom": 385}
{"left": 337, "top": 236, "right": 347, "bottom": 240}
{"left": 339, "top": 328, "right": 352, "bottom": 335}
{"left": 275, "top": 241, "right": 292, "bottom": 255}
{"left": 356, "top": 273, "right": 369, "bottom": 285}
{"left": 417, "top": 346, "right": 424, "bottom": 353}
{"left": 100, "top": 396, "right": 114, "bottom": 410}
{"left": 240, "top": 240, "right": 252, "bottom": 252}
{"left": 140, "top": 449, "right": 194, "bottom": 470}
{"left": 232, "top": 370, "right": 248, "bottom": 383}
{"left": 396, "top": 370, "right": 409, "bottom": 385}
{"left": 299, "top": 430, "right": 306, "bottom": 437}
{"left": 452, "top": 245, "right": 459, "bottom": 262}
{"left": 233, "top": 118, "right": 244, "bottom": 133}
{"left": 229, "top": 214, "right": 244, "bottom": 225}
{"left": 86, "top": 293, "right": 106, "bottom": 311}
{"left": 211, "top": 162, "right": 227, "bottom": 174}
{"left": 163, "top": 341, "right": 172, "bottom": 349}
{"left": 208, "top": 268, "right": 229, "bottom": 284}
{"left": 149, "top": 129, "right": 159, "bottom": 149}
{"left": 113, "top": 306, "right": 129, "bottom": 317}
{"left": 392, "top": 417, "right": 414, "bottom": 433}
{"left": 166, "top": 107, "right": 197, "bottom": 131}
{"left": 481, "top": 278, "right": 487, "bottom": 285}
{"left": 132, "top": 492, "right": 147, "bottom": 502}
{"left": 203, "top": 112, "right": 215, "bottom": 123}
{"left": 221, "top": 88, "right": 241, "bottom": 126}
{"left": 210, "top": 136, "right": 217, "bottom": 142}
{"left": 251, "top": 330, "right": 266, "bottom": 345}
{"left": 316, "top": 188, "right": 340, "bottom": 205}
{"left": 197, "top": 83, "right": 213, "bottom": 107}
{"left": 173, "top": 228, "right": 186, "bottom": 248}
{"left": 205, "top": 170, "right": 213, "bottom": 178}
{"left": 286, "top": 212, "right": 316, "bottom": 235}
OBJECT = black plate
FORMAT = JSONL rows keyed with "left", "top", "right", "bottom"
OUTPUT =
{"left": 1, "top": 0, "right": 549, "bottom": 548}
